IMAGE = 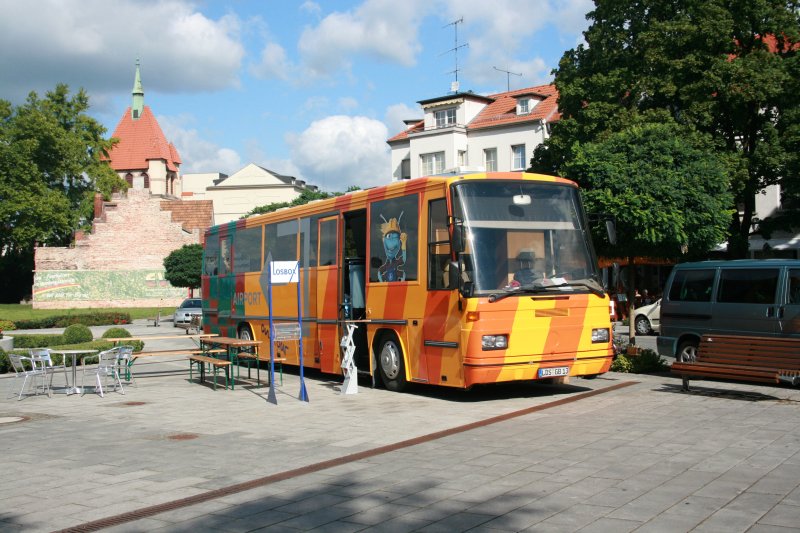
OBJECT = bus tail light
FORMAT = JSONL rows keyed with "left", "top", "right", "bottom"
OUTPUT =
{"left": 482, "top": 335, "right": 508, "bottom": 350}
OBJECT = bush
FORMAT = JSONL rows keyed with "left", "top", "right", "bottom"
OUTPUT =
{"left": 0, "top": 347, "right": 8, "bottom": 373}
{"left": 0, "top": 319, "right": 15, "bottom": 331}
{"left": 11, "top": 312, "right": 131, "bottom": 330}
{"left": 611, "top": 348, "right": 668, "bottom": 374}
{"left": 12, "top": 334, "right": 68, "bottom": 348}
{"left": 101, "top": 327, "right": 144, "bottom": 352}
{"left": 63, "top": 324, "right": 93, "bottom": 344}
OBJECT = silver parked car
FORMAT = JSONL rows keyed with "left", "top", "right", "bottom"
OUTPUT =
{"left": 634, "top": 298, "right": 661, "bottom": 336}
{"left": 173, "top": 298, "right": 202, "bottom": 327}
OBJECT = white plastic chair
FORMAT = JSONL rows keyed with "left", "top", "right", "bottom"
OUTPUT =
{"left": 115, "top": 345, "right": 136, "bottom": 387}
{"left": 8, "top": 353, "right": 47, "bottom": 400}
{"left": 29, "top": 348, "right": 69, "bottom": 396}
{"left": 82, "top": 348, "right": 124, "bottom": 398}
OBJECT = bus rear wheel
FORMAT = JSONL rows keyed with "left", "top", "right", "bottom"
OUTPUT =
{"left": 377, "top": 335, "right": 407, "bottom": 392}
{"left": 238, "top": 324, "right": 253, "bottom": 341}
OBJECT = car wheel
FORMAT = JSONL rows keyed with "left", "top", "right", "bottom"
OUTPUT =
{"left": 677, "top": 340, "right": 698, "bottom": 362}
{"left": 634, "top": 315, "right": 652, "bottom": 336}
{"left": 377, "top": 334, "right": 407, "bottom": 392}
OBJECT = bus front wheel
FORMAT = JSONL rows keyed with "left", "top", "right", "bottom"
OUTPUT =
{"left": 377, "top": 335, "right": 407, "bottom": 392}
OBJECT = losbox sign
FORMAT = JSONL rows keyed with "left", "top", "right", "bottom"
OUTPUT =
{"left": 270, "top": 261, "right": 299, "bottom": 284}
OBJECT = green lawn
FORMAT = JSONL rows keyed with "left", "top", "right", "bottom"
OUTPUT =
{"left": 0, "top": 304, "right": 176, "bottom": 322}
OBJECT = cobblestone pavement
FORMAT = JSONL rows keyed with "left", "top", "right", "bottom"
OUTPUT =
{"left": 1, "top": 321, "right": 798, "bottom": 532}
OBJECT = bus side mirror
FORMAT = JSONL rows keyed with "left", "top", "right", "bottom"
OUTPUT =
{"left": 448, "top": 260, "right": 460, "bottom": 290}
{"left": 450, "top": 219, "right": 465, "bottom": 253}
{"left": 606, "top": 219, "right": 617, "bottom": 246}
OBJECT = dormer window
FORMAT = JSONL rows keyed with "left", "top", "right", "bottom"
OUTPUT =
{"left": 435, "top": 108, "right": 456, "bottom": 128}
{"left": 517, "top": 98, "right": 530, "bottom": 115}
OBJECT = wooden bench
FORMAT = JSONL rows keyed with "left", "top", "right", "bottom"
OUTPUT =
{"left": 132, "top": 348, "right": 226, "bottom": 360}
{"left": 235, "top": 352, "right": 287, "bottom": 386}
{"left": 671, "top": 334, "right": 800, "bottom": 391}
{"left": 188, "top": 355, "right": 232, "bottom": 390}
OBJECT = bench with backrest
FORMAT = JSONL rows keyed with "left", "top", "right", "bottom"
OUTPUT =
{"left": 671, "top": 334, "right": 800, "bottom": 391}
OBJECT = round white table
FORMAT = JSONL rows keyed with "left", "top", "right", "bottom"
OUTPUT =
{"left": 49, "top": 349, "right": 98, "bottom": 395}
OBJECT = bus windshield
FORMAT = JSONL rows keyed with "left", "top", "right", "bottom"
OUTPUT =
{"left": 451, "top": 180, "right": 600, "bottom": 297}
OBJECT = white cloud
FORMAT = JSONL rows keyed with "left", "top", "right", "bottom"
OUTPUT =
{"left": 384, "top": 103, "right": 421, "bottom": 138}
{"left": 287, "top": 115, "right": 390, "bottom": 191}
{"left": 158, "top": 114, "right": 242, "bottom": 176}
{"left": 0, "top": 0, "right": 245, "bottom": 102}
{"left": 438, "top": 0, "right": 591, "bottom": 87}
{"left": 250, "top": 42, "right": 293, "bottom": 80}
{"left": 298, "top": 0, "right": 430, "bottom": 77}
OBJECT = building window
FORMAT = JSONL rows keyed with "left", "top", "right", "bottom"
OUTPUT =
{"left": 421, "top": 152, "right": 445, "bottom": 176}
{"left": 484, "top": 148, "right": 497, "bottom": 172}
{"left": 434, "top": 108, "right": 456, "bottom": 128}
{"left": 518, "top": 98, "right": 530, "bottom": 115}
{"left": 401, "top": 159, "right": 411, "bottom": 180}
{"left": 512, "top": 144, "right": 526, "bottom": 170}
{"left": 124, "top": 172, "right": 133, "bottom": 187}
{"left": 458, "top": 150, "right": 467, "bottom": 167}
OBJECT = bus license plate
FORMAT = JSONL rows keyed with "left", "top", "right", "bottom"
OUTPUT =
{"left": 538, "top": 366, "right": 569, "bottom": 378}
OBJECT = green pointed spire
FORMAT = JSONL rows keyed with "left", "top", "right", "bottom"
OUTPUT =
{"left": 131, "top": 58, "right": 144, "bottom": 120}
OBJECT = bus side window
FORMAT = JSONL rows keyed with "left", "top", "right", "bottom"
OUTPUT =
{"left": 428, "top": 198, "right": 450, "bottom": 290}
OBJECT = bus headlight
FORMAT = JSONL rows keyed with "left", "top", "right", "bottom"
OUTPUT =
{"left": 482, "top": 335, "right": 508, "bottom": 350}
{"left": 592, "top": 328, "right": 610, "bottom": 343}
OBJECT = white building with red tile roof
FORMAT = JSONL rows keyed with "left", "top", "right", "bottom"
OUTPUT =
{"left": 387, "top": 85, "right": 559, "bottom": 180}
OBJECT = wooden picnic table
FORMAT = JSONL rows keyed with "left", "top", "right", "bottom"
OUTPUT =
{"left": 200, "top": 336, "right": 263, "bottom": 390}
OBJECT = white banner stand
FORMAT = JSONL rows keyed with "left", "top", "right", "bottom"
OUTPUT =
{"left": 339, "top": 323, "right": 358, "bottom": 394}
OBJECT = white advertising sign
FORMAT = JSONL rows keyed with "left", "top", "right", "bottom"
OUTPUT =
{"left": 270, "top": 261, "right": 299, "bottom": 284}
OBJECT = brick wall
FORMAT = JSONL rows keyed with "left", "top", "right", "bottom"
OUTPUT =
{"left": 33, "top": 189, "right": 200, "bottom": 309}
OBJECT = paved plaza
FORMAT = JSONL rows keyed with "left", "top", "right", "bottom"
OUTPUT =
{"left": 1, "top": 321, "right": 799, "bottom": 532}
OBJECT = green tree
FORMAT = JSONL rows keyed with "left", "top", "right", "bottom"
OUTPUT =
{"left": 163, "top": 244, "right": 203, "bottom": 295}
{"left": 564, "top": 119, "right": 733, "bottom": 340}
{"left": 245, "top": 188, "right": 340, "bottom": 217}
{"left": 0, "top": 84, "right": 127, "bottom": 302}
{"left": 533, "top": 0, "right": 800, "bottom": 258}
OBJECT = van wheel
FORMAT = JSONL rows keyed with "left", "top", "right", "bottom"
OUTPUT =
{"left": 677, "top": 340, "right": 698, "bottom": 362}
{"left": 377, "top": 335, "right": 407, "bottom": 392}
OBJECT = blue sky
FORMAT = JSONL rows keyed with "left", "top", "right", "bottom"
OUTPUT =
{"left": 0, "top": 0, "right": 593, "bottom": 191}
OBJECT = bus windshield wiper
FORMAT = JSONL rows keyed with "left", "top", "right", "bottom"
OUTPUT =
{"left": 487, "top": 277, "right": 605, "bottom": 303}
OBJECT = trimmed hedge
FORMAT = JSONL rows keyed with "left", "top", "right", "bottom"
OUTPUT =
{"left": 63, "top": 324, "right": 93, "bottom": 344}
{"left": 9, "top": 312, "right": 131, "bottom": 330}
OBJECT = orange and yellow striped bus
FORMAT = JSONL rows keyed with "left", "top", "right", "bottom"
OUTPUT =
{"left": 201, "top": 171, "right": 614, "bottom": 391}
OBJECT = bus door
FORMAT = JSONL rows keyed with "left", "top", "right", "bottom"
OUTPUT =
{"left": 316, "top": 216, "right": 340, "bottom": 373}
{"left": 343, "top": 210, "right": 369, "bottom": 369}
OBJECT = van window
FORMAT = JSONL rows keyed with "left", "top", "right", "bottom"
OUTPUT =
{"left": 668, "top": 269, "right": 714, "bottom": 302}
{"left": 789, "top": 269, "right": 800, "bottom": 304}
{"left": 717, "top": 269, "right": 779, "bottom": 304}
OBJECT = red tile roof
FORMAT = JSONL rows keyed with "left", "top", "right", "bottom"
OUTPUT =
{"left": 387, "top": 84, "right": 559, "bottom": 143}
{"left": 160, "top": 199, "right": 214, "bottom": 233}
{"left": 105, "top": 106, "right": 181, "bottom": 172}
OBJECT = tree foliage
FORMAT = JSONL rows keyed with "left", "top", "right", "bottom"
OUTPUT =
{"left": 532, "top": 0, "right": 800, "bottom": 258}
{"left": 0, "top": 84, "right": 127, "bottom": 302}
{"left": 565, "top": 119, "right": 733, "bottom": 259}
{"left": 245, "top": 189, "right": 341, "bottom": 217}
{"left": 163, "top": 244, "right": 203, "bottom": 291}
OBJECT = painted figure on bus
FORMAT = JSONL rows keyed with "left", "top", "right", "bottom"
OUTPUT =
{"left": 378, "top": 213, "right": 407, "bottom": 282}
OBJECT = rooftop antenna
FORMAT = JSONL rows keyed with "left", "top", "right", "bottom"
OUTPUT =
{"left": 441, "top": 17, "right": 468, "bottom": 93}
{"left": 493, "top": 66, "right": 522, "bottom": 92}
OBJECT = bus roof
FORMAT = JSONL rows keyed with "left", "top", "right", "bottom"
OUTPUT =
{"left": 205, "top": 171, "right": 576, "bottom": 235}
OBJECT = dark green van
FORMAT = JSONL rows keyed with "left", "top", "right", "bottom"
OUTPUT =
{"left": 657, "top": 259, "right": 800, "bottom": 361}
